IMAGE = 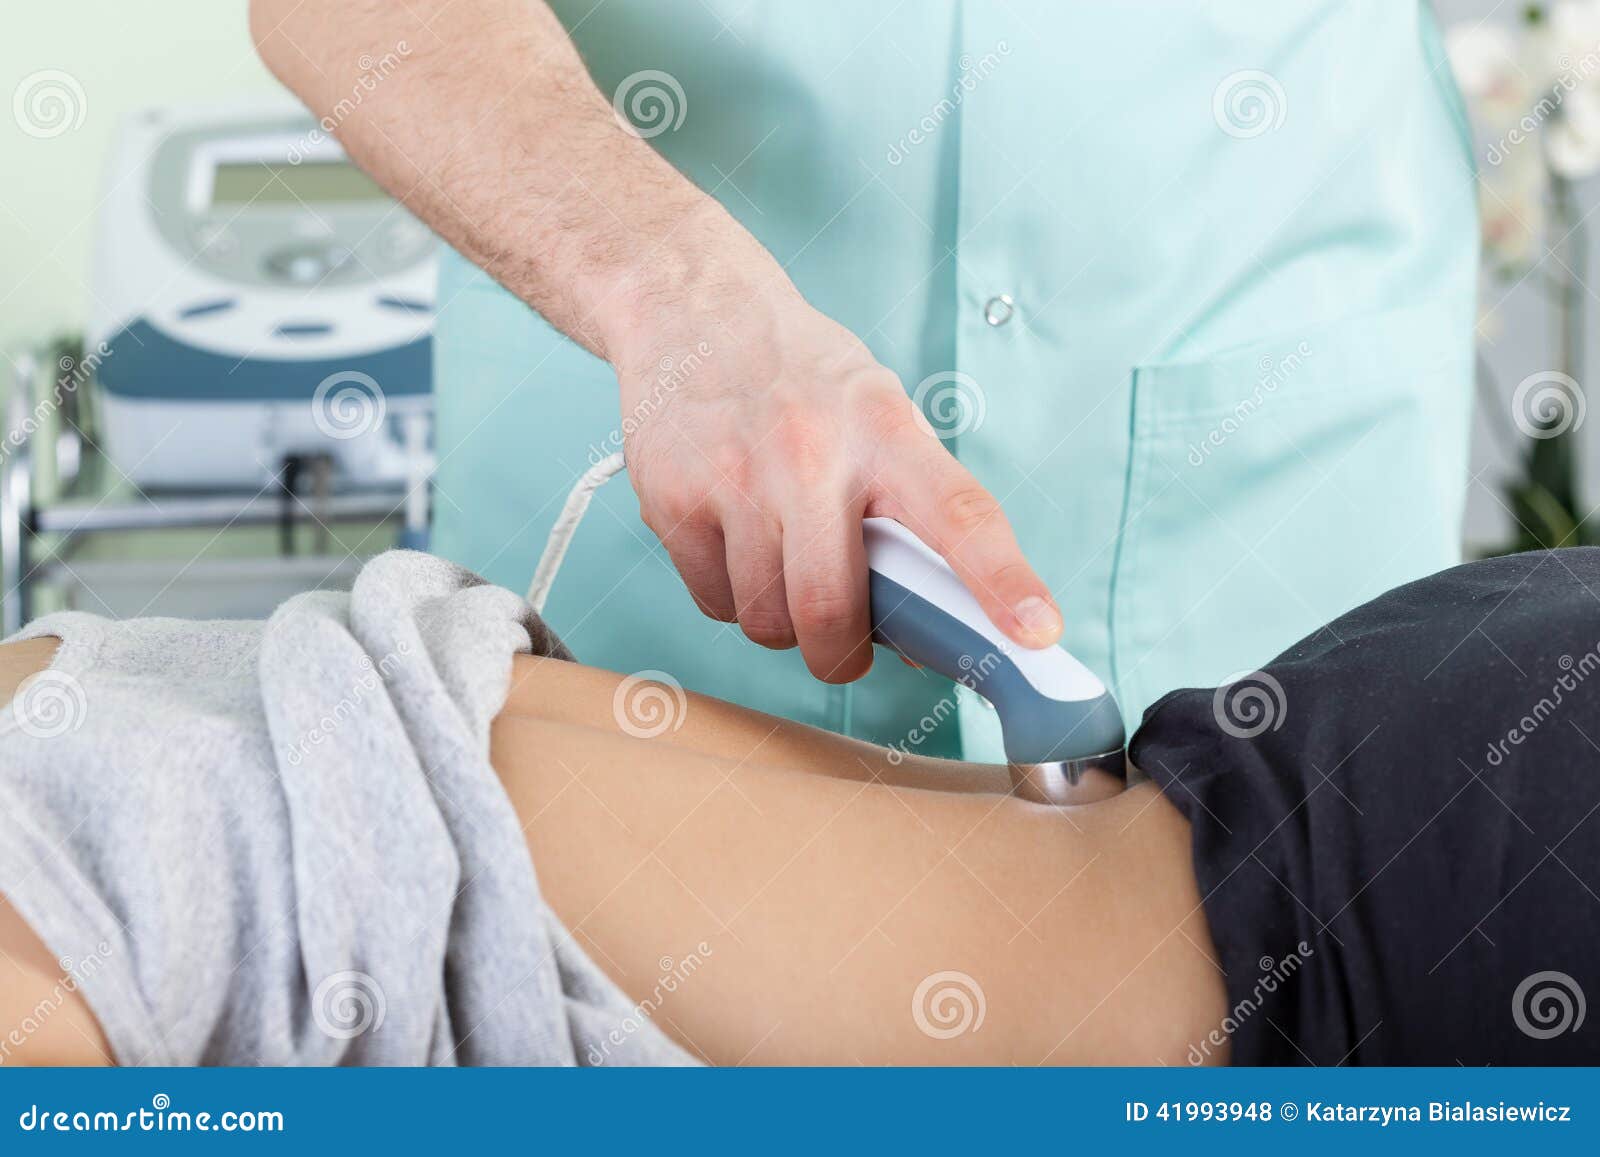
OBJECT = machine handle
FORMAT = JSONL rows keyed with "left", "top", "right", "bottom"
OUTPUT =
{"left": 862, "top": 517, "right": 1125, "bottom": 766}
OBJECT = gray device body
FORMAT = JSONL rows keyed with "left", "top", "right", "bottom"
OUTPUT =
{"left": 863, "top": 518, "right": 1126, "bottom": 800}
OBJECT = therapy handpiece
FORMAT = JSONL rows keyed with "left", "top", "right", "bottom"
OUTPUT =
{"left": 863, "top": 518, "right": 1126, "bottom": 802}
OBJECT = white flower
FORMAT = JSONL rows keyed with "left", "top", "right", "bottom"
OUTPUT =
{"left": 1447, "top": 23, "right": 1532, "bottom": 124}
{"left": 1540, "top": 0, "right": 1600, "bottom": 79}
{"left": 1547, "top": 81, "right": 1600, "bottom": 176}
{"left": 1448, "top": 23, "right": 1522, "bottom": 96}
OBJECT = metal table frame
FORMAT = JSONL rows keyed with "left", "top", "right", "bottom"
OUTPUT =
{"left": 2, "top": 352, "right": 430, "bottom": 634}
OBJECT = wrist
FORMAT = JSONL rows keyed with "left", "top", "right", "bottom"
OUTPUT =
{"left": 596, "top": 203, "right": 792, "bottom": 377}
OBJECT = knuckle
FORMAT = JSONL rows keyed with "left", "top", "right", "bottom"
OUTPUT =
{"left": 861, "top": 389, "right": 919, "bottom": 443}
{"left": 788, "top": 580, "right": 858, "bottom": 635}
{"left": 939, "top": 484, "right": 1001, "bottom": 532}
{"left": 740, "top": 609, "right": 797, "bottom": 649}
{"left": 986, "top": 560, "right": 1037, "bottom": 597}
{"left": 690, "top": 590, "right": 736, "bottom": 622}
{"left": 771, "top": 407, "right": 839, "bottom": 487}
{"left": 667, "top": 537, "right": 725, "bottom": 582}
{"left": 707, "top": 444, "right": 753, "bottom": 491}
{"left": 649, "top": 493, "right": 696, "bottom": 531}
{"left": 638, "top": 501, "right": 666, "bottom": 536}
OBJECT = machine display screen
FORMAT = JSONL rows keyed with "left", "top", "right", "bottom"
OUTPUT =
{"left": 209, "top": 160, "right": 386, "bottom": 206}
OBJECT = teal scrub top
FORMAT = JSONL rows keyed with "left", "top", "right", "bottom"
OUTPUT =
{"left": 431, "top": 0, "right": 1479, "bottom": 762}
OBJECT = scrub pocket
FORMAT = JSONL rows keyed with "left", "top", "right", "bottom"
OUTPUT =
{"left": 1110, "top": 300, "right": 1473, "bottom": 721}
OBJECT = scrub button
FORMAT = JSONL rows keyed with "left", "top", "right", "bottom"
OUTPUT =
{"left": 983, "top": 294, "right": 1015, "bottom": 327}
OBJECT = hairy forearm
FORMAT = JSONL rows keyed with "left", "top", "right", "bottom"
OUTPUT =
{"left": 249, "top": 0, "right": 771, "bottom": 364}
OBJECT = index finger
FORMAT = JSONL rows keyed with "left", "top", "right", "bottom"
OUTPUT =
{"left": 874, "top": 429, "right": 1062, "bottom": 649}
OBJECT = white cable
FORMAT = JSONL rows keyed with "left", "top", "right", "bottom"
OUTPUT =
{"left": 525, "top": 451, "right": 627, "bottom": 614}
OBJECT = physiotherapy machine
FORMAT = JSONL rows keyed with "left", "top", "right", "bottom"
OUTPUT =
{"left": 89, "top": 100, "right": 436, "bottom": 489}
{"left": 2, "top": 101, "right": 439, "bottom": 630}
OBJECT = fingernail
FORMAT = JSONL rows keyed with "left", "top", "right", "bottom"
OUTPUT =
{"left": 1012, "top": 596, "right": 1061, "bottom": 637}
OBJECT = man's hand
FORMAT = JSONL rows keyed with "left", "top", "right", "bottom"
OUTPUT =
{"left": 252, "top": 0, "right": 1060, "bottom": 681}
{"left": 614, "top": 237, "right": 1062, "bottom": 683}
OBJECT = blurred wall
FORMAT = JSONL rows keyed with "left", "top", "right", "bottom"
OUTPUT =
{"left": 0, "top": 0, "right": 278, "bottom": 352}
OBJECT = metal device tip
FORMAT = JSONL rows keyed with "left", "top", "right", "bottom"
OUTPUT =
{"left": 1008, "top": 748, "right": 1127, "bottom": 805}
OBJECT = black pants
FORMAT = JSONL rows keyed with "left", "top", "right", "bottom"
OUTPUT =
{"left": 1132, "top": 549, "right": 1600, "bottom": 1064}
